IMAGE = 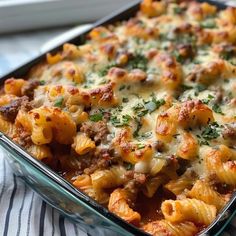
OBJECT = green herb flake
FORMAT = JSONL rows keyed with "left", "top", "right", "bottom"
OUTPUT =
{"left": 122, "top": 114, "right": 132, "bottom": 126}
{"left": 125, "top": 163, "right": 134, "bottom": 170}
{"left": 98, "top": 62, "right": 117, "bottom": 77}
{"left": 201, "top": 122, "right": 220, "bottom": 140}
{"left": 133, "top": 118, "right": 142, "bottom": 138}
{"left": 122, "top": 97, "right": 129, "bottom": 103}
{"left": 212, "top": 104, "right": 224, "bottom": 115}
{"left": 89, "top": 113, "right": 103, "bottom": 122}
{"left": 200, "top": 19, "right": 216, "bottom": 29}
{"left": 110, "top": 114, "right": 132, "bottom": 127}
{"left": 136, "top": 143, "right": 146, "bottom": 150}
{"left": 173, "top": 6, "right": 183, "bottom": 14}
{"left": 39, "top": 80, "right": 46, "bottom": 85}
{"left": 54, "top": 96, "right": 64, "bottom": 108}
{"left": 141, "top": 131, "right": 152, "bottom": 139}
{"left": 195, "top": 84, "right": 206, "bottom": 92}
{"left": 126, "top": 54, "right": 148, "bottom": 71}
{"left": 119, "top": 85, "right": 126, "bottom": 91}
{"left": 201, "top": 94, "right": 214, "bottom": 105}
{"left": 181, "top": 84, "right": 193, "bottom": 91}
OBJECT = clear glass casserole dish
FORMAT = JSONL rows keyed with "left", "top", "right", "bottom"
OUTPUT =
{"left": 0, "top": 0, "right": 236, "bottom": 235}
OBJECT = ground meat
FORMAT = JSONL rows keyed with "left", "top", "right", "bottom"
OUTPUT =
{"left": 80, "top": 121, "right": 109, "bottom": 144}
{"left": 0, "top": 96, "right": 30, "bottom": 122}
{"left": 83, "top": 147, "right": 117, "bottom": 175}
{"left": 13, "top": 129, "right": 32, "bottom": 147}
{"left": 21, "top": 80, "right": 40, "bottom": 99}
{"left": 223, "top": 123, "right": 236, "bottom": 140}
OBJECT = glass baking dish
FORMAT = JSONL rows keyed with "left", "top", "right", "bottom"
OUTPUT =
{"left": 0, "top": 0, "right": 236, "bottom": 235}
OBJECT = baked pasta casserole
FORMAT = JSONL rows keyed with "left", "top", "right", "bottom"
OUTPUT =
{"left": 0, "top": 0, "right": 236, "bottom": 235}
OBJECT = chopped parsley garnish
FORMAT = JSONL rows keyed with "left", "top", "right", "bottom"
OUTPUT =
{"left": 194, "top": 84, "right": 207, "bottom": 96}
{"left": 140, "top": 131, "right": 152, "bottom": 139}
{"left": 110, "top": 114, "right": 132, "bottom": 127}
{"left": 201, "top": 122, "right": 221, "bottom": 140}
{"left": 122, "top": 97, "right": 129, "bottom": 103}
{"left": 98, "top": 62, "right": 117, "bottom": 76}
{"left": 200, "top": 19, "right": 216, "bottom": 29}
{"left": 39, "top": 80, "right": 46, "bottom": 85}
{"left": 220, "top": 50, "right": 234, "bottom": 61}
{"left": 201, "top": 94, "right": 214, "bottom": 105}
{"left": 119, "top": 85, "right": 126, "bottom": 91}
{"left": 136, "top": 143, "right": 146, "bottom": 150}
{"left": 195, "top": 84, "right": 206, "bottom": 92}
{"left": 89, "top": 113, "right": 103, "bottom": 122}
{"left": 125, "top": 162, "right": 134, "bottom": 170}
{"left": 181, "top": 84, "right": 193, "bottom": 91}
{"left": 133, "top": 117, "right": 142, "bottom": 138}
{"left": 212, "top": 104, "right": 224, "bottom": 115}
{"left": 127, "top": 54, "right": 148, "bottom": 71}
{"left": 173, "top": 6, "right": 183, "bottom": 14}
{"left": 54, "top": 96, "right": 64, "bottom": 108}
{"left": 133, "top": 95, "right": 165, "bottom": 117}
{"left": 173, "top": 50, "right": 185, "bottom": 63}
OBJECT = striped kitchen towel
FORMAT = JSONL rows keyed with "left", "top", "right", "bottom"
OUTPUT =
{"left": 0, "top": 150, "right": 88, "bottom": 236}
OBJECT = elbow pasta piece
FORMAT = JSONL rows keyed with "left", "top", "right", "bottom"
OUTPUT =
{"left": 187, "top": 2, "right": 216, "bottom": 21}
{"left": 63, "top": 62, "right": 85, "bottom": 84}
{"left": 88, "top": 27, "right": 118, "bottom": 43}
{"left": 114, "top": 129, "right": 154, "bottom": 164}
{"left": 4, "top": 78, "right": 26, "bottom": 96}
{"left": 88, "top": 83, "right": 117, "bottom": 107}
{"left": 149, "top": 158, "right": 167, "bottom": 176}
{"left": 177, "top": 132, "right": 198, "bottom": 160}
{"left": 15, "top": 109, "right": 32, "bottom": 132}
{"left": 62, "top": 43, "right": 81, "bottom": 59}
{"left": 164, "top": 170, "right": 196, "bottom": 196}
{"left": 187, "top": 60, "right": 236, "bottom": 84}
{"left": 68, "top": 105, "right": 88, "bottom": 124}
{"left": 26, "top": 107, "right": 76, "bottom": 145}
{"left": 28, "top": 108, "right": 53, "bottom": 145}
{"left": 142, "top": 220, "right": 198, "bottom": 236}
{"left": 156, "top": 53, "right": 182, "bottom": 90}
{"left": 72, "top": 132, "right": 96, "bottom": 155}
{"left": 155, "top": 110, "right": 178, "bottom": 143}
{"left": 46, "top": 52, "right": 63, "bottom": 65}
{"left": 48, "top": 85, "right": 65, "bottom": 99}
{"left": 0, "top": 115, "right": 16, "bottom": 137}
{"left": 203, "top": 145, "right": 236, "bottom": 185}
{"left": 140, "top": 0, "right": 166, "bottom": 17}
{"left": 178, "top": 100, "right": 214, "bottom": 128}
{"left": 219, "top": 7, "right": 236, "bottom": 26}
{"left": 73, "top": 175, "right": 109, "bottom": 203}
{"left": 108, "top": 188, "right": 141, "bottom": 226}
{"left": 27, "top": 144, "right": 52, "bottom": 162}
{"left": 161, "top": 198, "right": 217, "bottom": 226}
{"left": 91, "top": 166, "right": 126, "bottom": 190}
{"left": 0, "top": 94, "right": 17, "bottom": 106}
{"left": 188, "top": 180, "right": 226, "bottom": 211}
{"left": 73, "top": 174, "right": 92, "bottom": 190}
{"left": 125, "top": 19, "right": 159, "bottom": 40}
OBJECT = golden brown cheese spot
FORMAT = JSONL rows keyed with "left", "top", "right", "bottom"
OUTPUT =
{"left": 140, "top": 0, "right": 166, "bottom": 17}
